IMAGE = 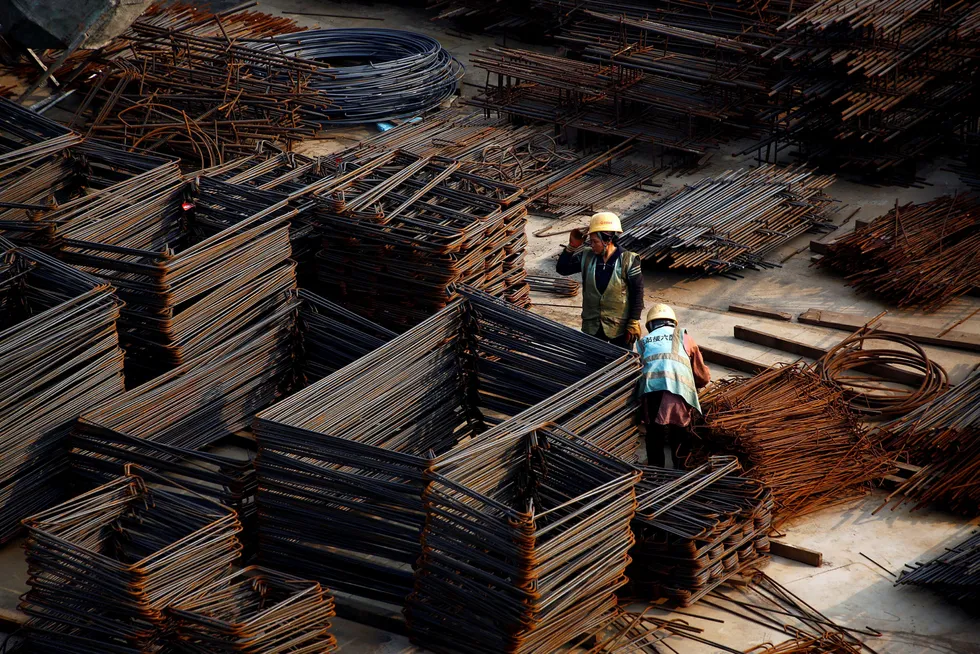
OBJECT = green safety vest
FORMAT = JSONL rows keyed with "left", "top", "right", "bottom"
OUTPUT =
{"left": 580, "top": 249, "right": 636, "bottom": 339}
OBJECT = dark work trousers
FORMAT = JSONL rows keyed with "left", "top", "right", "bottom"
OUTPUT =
{"left": 645, "top": 423, "right": 689, "bottom": 468}
{"left": 590, "top": 328, "right": 630, "bottom": 349}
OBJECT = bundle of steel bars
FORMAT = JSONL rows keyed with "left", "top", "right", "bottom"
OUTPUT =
{"left": 406, "top": 424, "right": 640, "bottom": 653}
{"left": 47, "top": 175, "right": 299, "bottom": 383}
{"left": 619, "top": 165, "right": 837, "bottom": 277}
{"left": 71, "top": 289, "right": 394, "bottom": 533}
{"left": 629, "top": 457, "right": 773, "bottom": 607}
{"left": 20, "top": 470, "right": 243, "bottom": 653}
{"left": 168, "top": 566, "right": 338, "bottom": 653}
{"left": 0, "top": 241, "right": 124, "bottom": 543}
{"left": 255, "top": 288, "right": 641, "bottom": 606}
{"left": 695, "top": 363, "right": 889, "bottom": 523}
{"left": 875, "top": 369, "right": 980, "bottom": 516}
{"left": 897, "top": 530, "right": 980, "bottom": 604}
{"left": 527, "top": 274, "right": 580, "bottom": 297}
{"left": 816, "top": 195, "right": 980, "bottom": 311}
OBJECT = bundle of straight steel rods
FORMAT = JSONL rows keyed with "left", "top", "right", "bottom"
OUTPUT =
{"left": 875, "top": 369, "right": 980, "bottom": 516}
{"left": 527, "top": 274, "right": 580, "bottom": 296}
{"left": 49, "top": 174, "right": 299, "bottom": 383}
{"left": 168, "top": 566, "right": 338, "bottom": 652}
{"left": 816, "top": 195, "right": 980, "bottom": 311}
{"left": 406, "top": 424, "right": 640, "bottom": 653}
{"left": 0, "top": 241, "right": 124, "bottom": 543}
{"left": 695, "top": 363, "right": 889, "bottom": 523}
{"left": 255, "top": 288, "right": 641, "bottom": 606}
{"left": 619, "top": 166, "right": 836, "bottom": 277}
{"left": 897, "top": 530, "right": 980, "bottom": 604}
{"left": 20, "top": 470, "right": 243, "bottom": 653}
{"left": 629, "top": 457, "right": 773, "bottom": 607}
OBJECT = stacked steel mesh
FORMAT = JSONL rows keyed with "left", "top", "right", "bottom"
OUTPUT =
{"left": 255, "top": 288, "right": 641, "bottom": 606}
{"left": 0, "top": 241, "right": 124, "bottom": 543}
{"left": 406, "top": 425, "right": 640, "bottom": 653}
{"left": 168, "top": 566, "right": 338, "bottom": 652}
{"left": 816, "top": 195, "right": 980, "bottom": 311}
{"left": 20, "top": 471, "right": 243, "bottom": 653}
{"left": 695, "top": 363, "right": 889, "bottom": 524}
{"left": 875, "top": 370, "right": 980, "bottom": 516}
{"left": 619, "top": 166, "right": 836, "bottom": 277}
{"left": 898, "top": 530, "right": 980, "bottom": 604}
{"left": 629, "top": 457, "right": 773, "bottom": 607}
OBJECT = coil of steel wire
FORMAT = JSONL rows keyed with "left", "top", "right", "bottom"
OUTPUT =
{"left": 817, "top": 331, "right": 948, "bottom": 420}
{"left": 249, "top": 29, "right": 463, "bottom": 124}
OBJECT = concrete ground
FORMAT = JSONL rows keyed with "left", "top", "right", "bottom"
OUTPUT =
{"left": 2, "top": 1, "right": 979, "bottom": 652}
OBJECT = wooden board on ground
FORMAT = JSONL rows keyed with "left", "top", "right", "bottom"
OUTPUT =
{"left": 700, "top": 346, "right": 771, "bottom": 375}
{"left": 769, "top": 541, "right": 823, "bottom": 567}
{"left": 728, "top": 304, "right": 792, "bottom": 321}
{"left": 332, "top": 591, "right": 408, "bottom": 636}
{"left": 798, "top": 309, "right": 980, "bottom": 353}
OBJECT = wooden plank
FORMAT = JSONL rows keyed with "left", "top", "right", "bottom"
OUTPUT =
{"left": 0, "top": 606, "right": 26, "bottom": 631}
{"left": 728, "top": 304, "right": 792, "bottom": 321}
{"left": 333, "top": 592, "right": 408, "bottom": 636}
{"left": 769, "top": 541, "right": 823, "bottom": 567}
{"left": 700, "top": 346, "right": 769, "bottom": 375}
{"left": 798, "top": 309, "right": 980, "bottom": 353}
{"left": 732, "top": 325, "right": 927, "bottom": 387}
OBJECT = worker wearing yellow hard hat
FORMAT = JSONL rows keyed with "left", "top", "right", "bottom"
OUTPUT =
{"left": 556, "top": 212, "right": 644, "bottom": 347}
{"left": 637, "top": 303, "right": 711, "bottom": 467}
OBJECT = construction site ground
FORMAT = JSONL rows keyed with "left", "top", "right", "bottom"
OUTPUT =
{"left": 2, "top": 1, "right": 979, "bottom": 652}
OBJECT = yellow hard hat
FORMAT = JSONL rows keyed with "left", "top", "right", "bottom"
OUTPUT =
{"left": 588, "top": 211, "right": 622, "bottom": 235}
{"left": 646, "top": 303, "right": 676, "bottom": 323}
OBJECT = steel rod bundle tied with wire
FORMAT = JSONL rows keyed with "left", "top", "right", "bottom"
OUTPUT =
{"left": 629, "top": 456, "right": 773, "bottom": 607}
{"left": 897, "top": 530, "right": 979, "bottom": 605}
{"left": 168, "top": 565, "right": 338, "bottom": 653}
{"left": 527, "top": 274, "right": 580, "bottom": 297}
{"left": 695, "top": 363, "right": 890, "bottom": 523}
{"left": 874, "top": 369, "right": 980, "bottom": 516}
{"left": 20, "top": 468, "right": 243, "bottom": 653}
{"left": 255, "top": 287, "right": 641, "bottom": 607}
{"left": 406, "top": 424, "right": 641, "bottom": 654}
{"left": 0, "top": 240, "right": 125, "bottom": 544}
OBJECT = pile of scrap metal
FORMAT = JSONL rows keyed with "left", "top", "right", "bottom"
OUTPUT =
{"left": 255, "top": 288, "right": 642, "bottom": 607}
{"left": 816, "top": 195, "right": 980, "bottom": 311}
{"left": 71, "top": 289, "right": 395, "bottom": 540}
{"left": 875, "top": 369, "right": 980, "bottom": 516}
{"left": 406, "top": 424, "right": 640, "bottom": 653}
{"left": 695, "top": 363, "right": 890, "bottom": 524}
{"left": 898, "top": 530, "right": 980, "bottom": 605}
{"left": 0, "top": 240, "right": 124, "bottom": 544}
{"left": 618, "top": 165, "right": 837, "bottom": 277}
{"left": 629, "top": 457, "right": 773, "bottom": 607}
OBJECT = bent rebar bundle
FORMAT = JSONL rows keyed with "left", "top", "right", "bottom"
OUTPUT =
{"left": 629, "top": 457, "right": 773, "bottom": 607}
{"left": 255, "top": 287, "right": 641, "bottom": 606}
{"left": 406, "top": 425, "right": 641, "bottom": 654}
{"left": 898, "top": 530, "right": 980, "bottom": 605}
{"left": 0, "top": 241, "right": 124, "bottom": 543}
{"left": 168, "top": 566, "right": 338, "bottom": 653}
{"left": 20, "top": 470, "right": 244, "bottom": 653}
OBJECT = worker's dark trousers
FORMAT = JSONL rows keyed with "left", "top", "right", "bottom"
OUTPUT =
{"left": 588, "top": 328, "right": 630, "bottom": 348}
{"left": 646, "top": 424, "right": 688, "bottom": 468}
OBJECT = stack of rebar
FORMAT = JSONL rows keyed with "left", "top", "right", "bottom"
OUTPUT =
{"left": 619, "top": 165, "right": 837, "bottom": 277}
{"left": 168, "top": 566, "right": 338, "bottom": 653}
{"left": 0, "top": 242, "right": 124, "bottom": 544}
{"left": 255, "top": 288, "right": 641, "bottom": 607}
{"left": 629, "top": 457, "right": 774, "bottom": 607}
{"left": 406, "top": 424, "right": 640, "bottom": 653}
{"left": 816, "top": 195, "right": 980, "bottom": 311}
{"left": 20, "top": 470, "right": 243, "bottom": 653}
{"left": 875, "top": 369, "right": 980, "bottom": 516}
{"left": 695, "top": 363, "right": 889, "bottom": 523}
{"left": 897, "top": 530, "right": 980, "bottom": 604}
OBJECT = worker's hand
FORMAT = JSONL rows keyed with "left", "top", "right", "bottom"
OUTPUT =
{"left": 626, "top": 320, "right": 643, "bottom": 345}
{"left": 568, "top": 228, "right": 585, "bottom": 249}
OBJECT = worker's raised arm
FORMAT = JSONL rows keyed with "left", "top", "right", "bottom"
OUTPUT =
{"left": 556, "top": 228, "right": 585, "bottom": 276}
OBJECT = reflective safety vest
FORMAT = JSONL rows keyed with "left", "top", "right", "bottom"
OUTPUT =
{"left": 580, "top": 250, "right": 635, "bottom": 339}
{"left": 638, "top": 325, "right": 702, "bottom": 413}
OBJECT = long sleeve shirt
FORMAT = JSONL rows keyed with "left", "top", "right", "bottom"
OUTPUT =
{"left": 643, "top": 333, "right": 711, "bottom": 427}
{"left": 556, "top": 247, "right": 644, "bottom": 322}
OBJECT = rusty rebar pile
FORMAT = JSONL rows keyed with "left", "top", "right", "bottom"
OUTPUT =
{"left": 875, "top": 369, "right": 980, "bottom": 516}
{"left": 618, "top": 165, "right": 837, "bottom": 277}
{"left": 817, "top": 195, "right": 980, "bottom": 311}
{"left": 695, "top": 363, "right": 889, "bottom": 523}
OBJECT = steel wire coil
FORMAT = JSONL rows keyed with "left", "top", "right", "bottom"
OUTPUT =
{"left": 20, "top": 469, "right": 243, "bottom": 653}
{"left": 168, "top": 566, "right": 338, "bottom": 653}
{"left": 248, "top": 29, "right": 463, "bottom": 124}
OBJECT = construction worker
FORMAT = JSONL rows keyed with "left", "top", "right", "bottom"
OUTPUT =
{"left": 638, "top": 304, "right": 711, "bottom": 467}
{"left": 556, "top": 211, "right": 643, "bottom": 347}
